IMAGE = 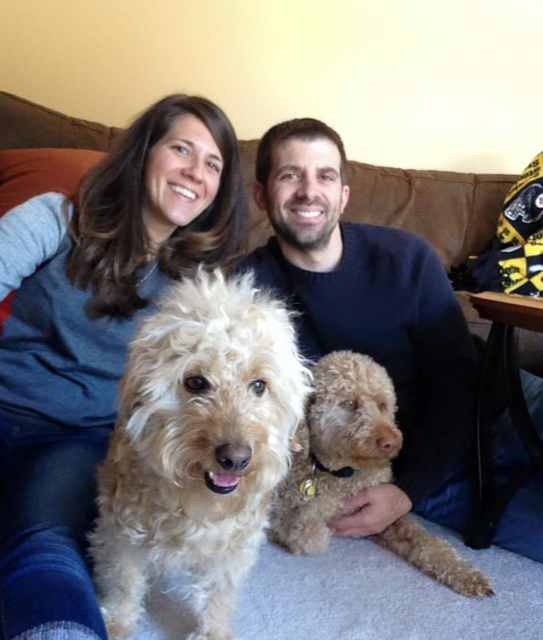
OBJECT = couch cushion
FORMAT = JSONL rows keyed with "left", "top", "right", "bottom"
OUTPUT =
{"left": 0, "top": 91, "right": 123, "bottom": 151}
{"left": 0, "top": 147, "right": 105, "bottom": 325}
{"left": 344, "top": 161, "right": 517, "bottom": 271}
{"left": 0, "top": 147, "right": 105, "bottom": 216}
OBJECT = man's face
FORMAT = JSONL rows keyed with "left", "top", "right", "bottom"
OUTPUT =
{"left": 254, "top": 137, "right": 349, "bottom": 252}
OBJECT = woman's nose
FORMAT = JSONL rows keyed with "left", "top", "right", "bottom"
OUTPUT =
{"left": 182, "top": 155, "right": 204, "bottom": 182}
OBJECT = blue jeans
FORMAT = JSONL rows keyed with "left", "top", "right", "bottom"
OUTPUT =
{"left": 417, "top": 371, "right": 543, "bottom": 563}
{"left": 0, "top": 416, "right": 111, "bottom": 639}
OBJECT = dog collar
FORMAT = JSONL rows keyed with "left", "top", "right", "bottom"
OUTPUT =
{"left": 312, "top": 454, "right": 355, "bottom": 478}
{"left": 298, "top": 455, "right": 356, "bottom": 501}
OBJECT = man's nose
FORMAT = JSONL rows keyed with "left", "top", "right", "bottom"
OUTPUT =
{"left": 296, "top": 176, "right": 318, "bottom": 201}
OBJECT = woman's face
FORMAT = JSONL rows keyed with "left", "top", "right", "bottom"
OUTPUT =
{"left": 142, "top": 113, "right": 224, "bottom": 245}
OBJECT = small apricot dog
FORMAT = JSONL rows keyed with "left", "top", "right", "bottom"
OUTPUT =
{"left": 269, "top": 350, "right": 493, "bottom": 598}
{"left": 89, "top": 271, "right": 311, "bottom": 640}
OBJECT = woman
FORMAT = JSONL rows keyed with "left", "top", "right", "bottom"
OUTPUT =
{"left": 0, "top": 94, "right": 247, "bottom": 640}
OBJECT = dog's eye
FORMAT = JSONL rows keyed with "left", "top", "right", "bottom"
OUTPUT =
{"left": 379, "top": 402, "right": 388, "bottom": 412}
{"left": 184, "top": 376, "right": 210, "bottom": 393}
{"left": 340, "top": 399, "right": 358, "bottom": 411}
{"left": 250, "top": 379, "right": 266, "bottom": 396}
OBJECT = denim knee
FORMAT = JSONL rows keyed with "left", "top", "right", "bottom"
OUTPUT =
{"left": 0, "top": 524, "right": 106, "bottom": 640}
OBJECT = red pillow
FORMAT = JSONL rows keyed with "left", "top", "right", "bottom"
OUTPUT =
{"left": 0, "top": 148, "right": 105, "bottom": 216}
{"left": 0, "top": 147, "right": 105, "bottom": 326}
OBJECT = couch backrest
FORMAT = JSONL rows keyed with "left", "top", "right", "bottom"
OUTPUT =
{"left": 0, "top": 91, "right": 518, "bottom": 269}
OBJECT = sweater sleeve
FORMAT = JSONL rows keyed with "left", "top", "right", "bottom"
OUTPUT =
{"left": 392, "top": 236, "right": 479, "bottom": 507}
{"left": 0, "top": 192, "right": 71, "bottom": 300}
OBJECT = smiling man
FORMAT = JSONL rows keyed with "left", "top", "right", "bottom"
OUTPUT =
{"left": 253, "top": 134, "right": 349, "bottom": 271}
{"left": 239, "top": 118, "right": 543, "bottom": 563}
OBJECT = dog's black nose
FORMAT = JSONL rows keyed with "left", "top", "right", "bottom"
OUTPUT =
{"left": 215, "top": 443, "right": 252, "bottom": 472}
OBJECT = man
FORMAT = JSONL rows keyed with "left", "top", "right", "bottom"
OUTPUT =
{"left": 239, "top": 118, "right": 543, "bottom": 561}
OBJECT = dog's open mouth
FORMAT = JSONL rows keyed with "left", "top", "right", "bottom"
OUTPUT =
{"left": 204, "top": 471, "right": 241, "bottom": 494}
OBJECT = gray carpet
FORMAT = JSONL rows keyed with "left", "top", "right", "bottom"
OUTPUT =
{"left": 128, "top": 518, "right": 543, "bottom": 640}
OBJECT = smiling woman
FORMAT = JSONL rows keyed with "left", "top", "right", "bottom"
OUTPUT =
{"left": 0, "top": 94, "right": 247, "bottom": 640}
{"left": 143, "top": 113, "right": 224, "bottom": 245}
{"left": 69, "top": 93, "right": 248, "bottom": 319}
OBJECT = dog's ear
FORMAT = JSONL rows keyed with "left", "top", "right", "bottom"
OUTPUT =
{"left": 288, "top": 392, "right": 314, "bottom": 455}
{"left": 117, "top": 370, "right": 141, "bottom": 421}
{"left": 116, "top": 369, "right": 151, "bottom": 441}
{"left": 290, "top": 434, "right": 303, "bottom": 453}
{"left": 290, "top": 418, "right": 311, "bottom": 457}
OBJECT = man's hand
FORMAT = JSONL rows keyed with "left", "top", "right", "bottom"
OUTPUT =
{"left": 328, "top": 484, "right": 412, "bottom": 538}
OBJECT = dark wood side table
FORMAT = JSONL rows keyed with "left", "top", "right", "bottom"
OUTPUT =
{"left": 466, "top": 292, "right": 543, "bottom": 549}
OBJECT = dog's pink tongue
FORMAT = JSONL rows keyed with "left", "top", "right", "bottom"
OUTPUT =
{"left": 213, "top": 473, "right": 240, "bottom": 488}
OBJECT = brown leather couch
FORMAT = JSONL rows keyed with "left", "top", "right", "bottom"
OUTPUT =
{"left": 1, "top": 90, "right": 541, "bottom": 376}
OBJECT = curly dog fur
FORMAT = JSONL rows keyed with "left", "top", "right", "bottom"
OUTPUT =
{"left": 269, "top": 350, "right": 493, "bottom": 598}
{"left": 89, "top": 270, "right": 312, "bottom": 640}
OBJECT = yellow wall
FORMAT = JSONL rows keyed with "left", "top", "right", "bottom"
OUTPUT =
{"left": 1, "top": 0, "right": 542, "bottom": 173}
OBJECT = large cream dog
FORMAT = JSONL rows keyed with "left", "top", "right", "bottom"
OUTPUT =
{"left": 269, "top": 350, "right": 493, "bottom": 598}
{"left": 89, "top": 270, "right": 311, "bottom": 640}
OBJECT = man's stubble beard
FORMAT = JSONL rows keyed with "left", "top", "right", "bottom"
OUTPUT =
{"left": 267, "top": 199, "right": 340, "bottom": 253}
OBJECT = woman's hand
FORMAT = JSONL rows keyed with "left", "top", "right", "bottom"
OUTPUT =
{"left": 328, "top": 483, "right": 412, "bottom": 537}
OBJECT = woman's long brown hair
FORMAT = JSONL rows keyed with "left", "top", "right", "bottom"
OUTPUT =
{"left": 67, "top": 94, "right": 248, "bottom": 319}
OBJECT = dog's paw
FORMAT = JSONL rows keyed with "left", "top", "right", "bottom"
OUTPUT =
{"left": 282, "top": 525, "right": 331, "bottom": 555}
{"left": 284, "top": 535, "right": 329, "bottom": 555}
{"left": 104, "top": 620, "right": 135, "bottom": 639}
{"left": 101, "top": 607, "right": 136, "bottom": 639}
{"left": 449, "top": 568, "right": 494, "bottom": 598}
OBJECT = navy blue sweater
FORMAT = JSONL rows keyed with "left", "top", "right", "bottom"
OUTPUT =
{"left": 240, "top": 222, "right": 479, "bottom": 507}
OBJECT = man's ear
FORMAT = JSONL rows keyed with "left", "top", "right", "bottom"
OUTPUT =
{"left": 253, "top": 182, "right": 267, "bottom": 212}
{"left": 340, "top": 184, "right": 350, "bottom": 215}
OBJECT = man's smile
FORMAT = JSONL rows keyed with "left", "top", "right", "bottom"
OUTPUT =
{"left": 294, "top": 209, "right": 322, "bottom": 219}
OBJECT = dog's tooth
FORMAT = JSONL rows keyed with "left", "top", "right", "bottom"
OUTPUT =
{"left": 208, "top": 471, "right": 214, "bottom": 479}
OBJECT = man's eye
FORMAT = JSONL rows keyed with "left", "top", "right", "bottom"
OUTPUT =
{"left": 184, "top": 376, "right": 210, "bottom": 393}
{"left": 250, "top": 379, "right": 266, "bottom": 396}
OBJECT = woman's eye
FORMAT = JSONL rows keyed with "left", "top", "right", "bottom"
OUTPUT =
{"left": 340, "top": 399, "right": 358, "bottom": 411}
{"left": 207, "top": 161, "right": 222, "bottom": 174}
{"left": 174, "top": 145, "right": 188, "bottom": 154}
{"left": 250, "top": 379, "right": 266, "bottom": 396}
{"left": 184, "top": 376, "right": 209, "bottom": 393}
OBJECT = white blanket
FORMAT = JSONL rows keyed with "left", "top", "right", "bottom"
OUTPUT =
{"left": 129, "top": 518, "right": 543, "bottom": 640}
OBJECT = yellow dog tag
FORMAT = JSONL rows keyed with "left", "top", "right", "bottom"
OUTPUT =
{"left": 299, "top": 478, "right": 317, "bottom": 501}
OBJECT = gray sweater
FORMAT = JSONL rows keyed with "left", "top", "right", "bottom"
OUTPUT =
{"left": 0, "top": 193, "right": 171, "bottom": 430}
